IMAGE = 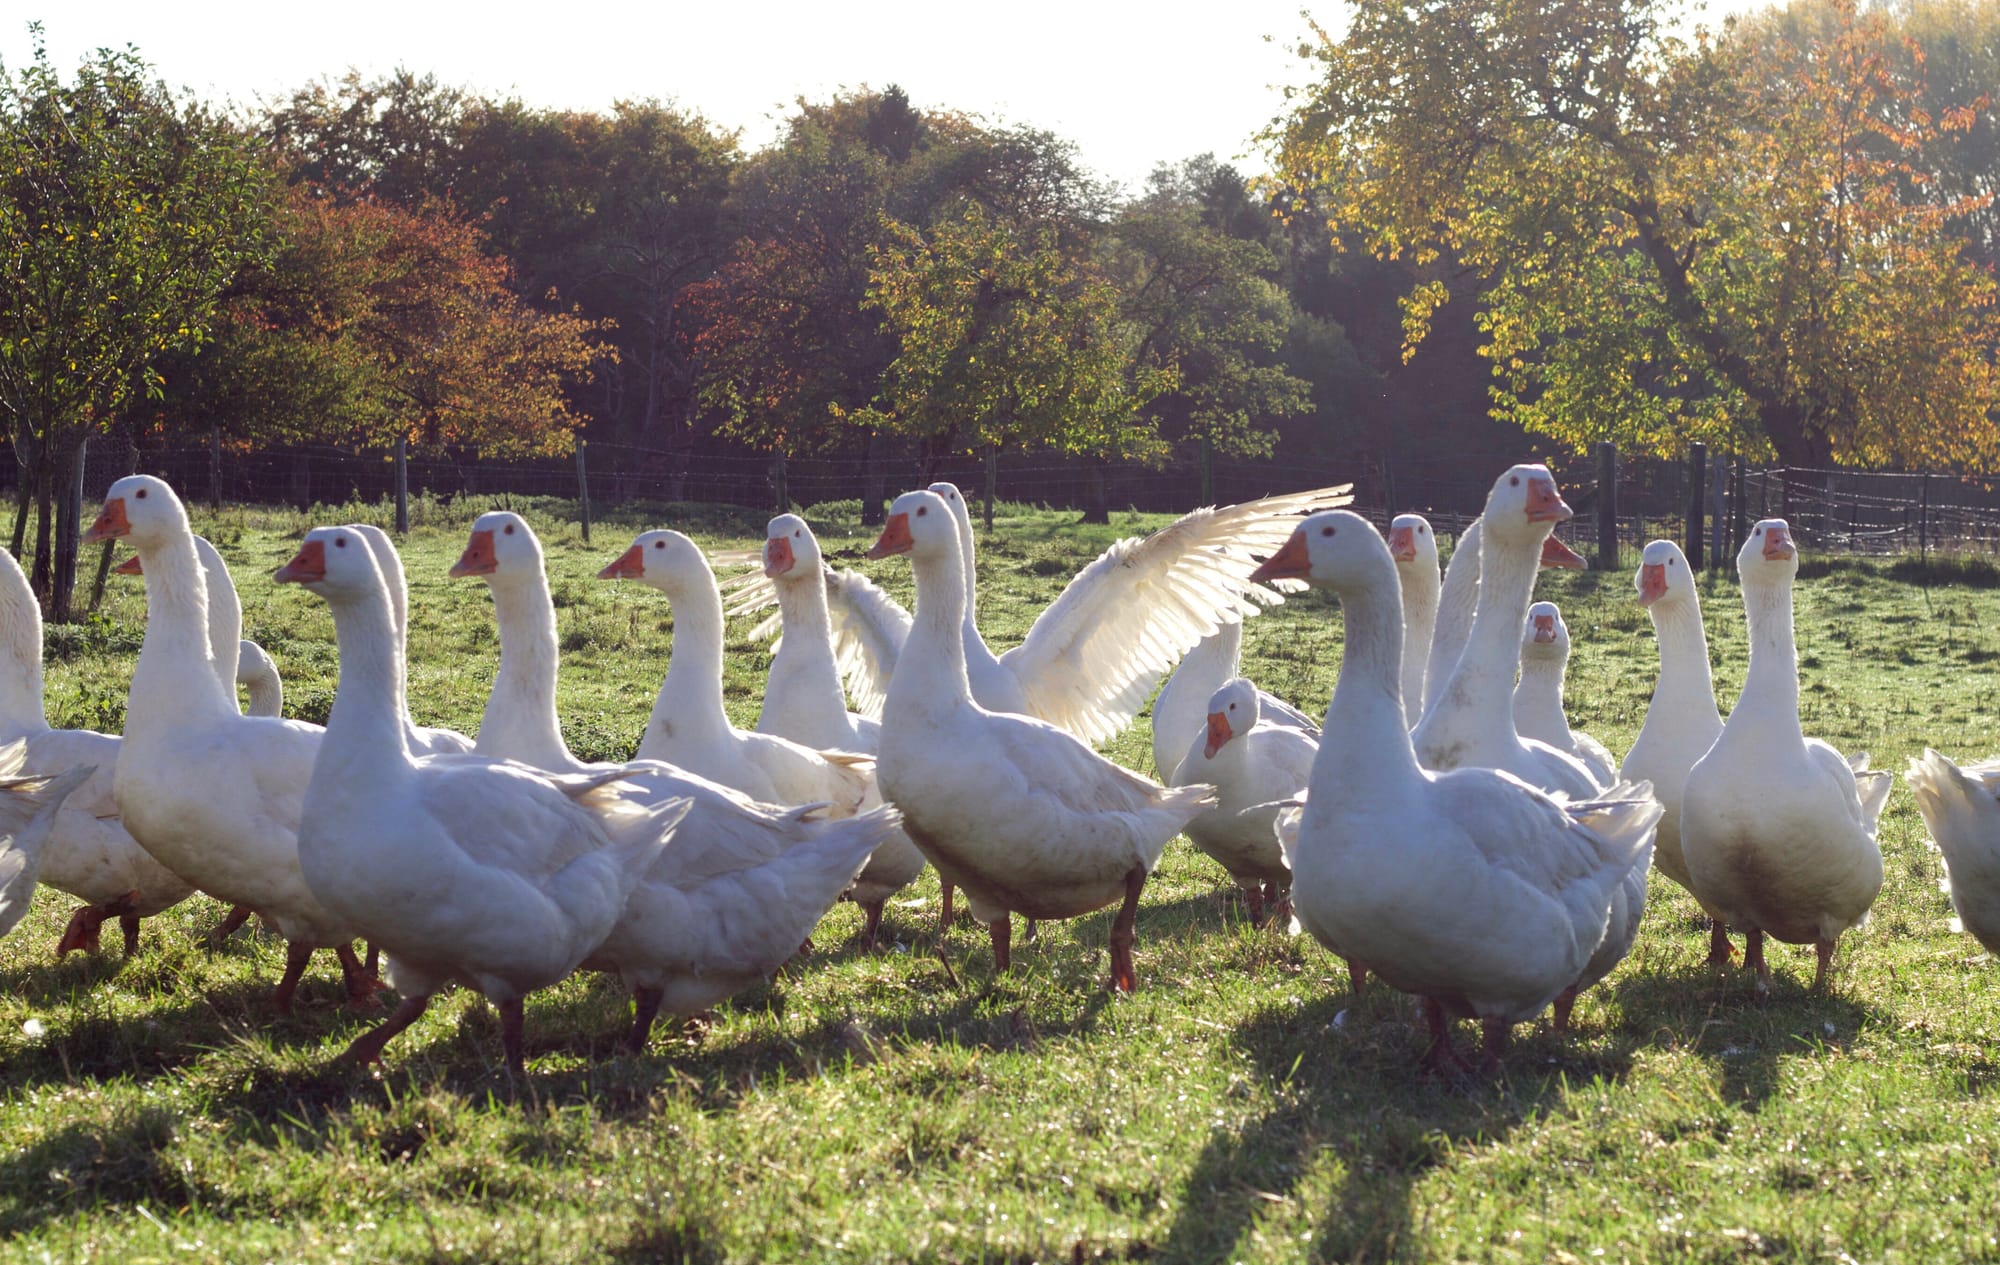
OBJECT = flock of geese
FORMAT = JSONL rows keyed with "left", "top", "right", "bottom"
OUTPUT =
{"left": 0, "top": 463, "right": 1994, "bottom": 1078}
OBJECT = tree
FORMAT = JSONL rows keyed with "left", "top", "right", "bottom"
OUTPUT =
{"left": 1271, "top": 0, "right": 2000, "bottom": 469}
{"left": 0, "top": 29, "right": 273, "bottom": 617}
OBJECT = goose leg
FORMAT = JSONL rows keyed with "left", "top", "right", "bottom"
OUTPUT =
{"left": 365, "top": 942, "right": 380, "bottom": 978}
{"left": 1107, "top": 867, "right": 1145, "bottom": 993}
{"left": 1743, "top": 928, "right": 1771, "bottom": 991}
{"left": 940, "top": 881, "right": 956, "bottom": 932}
{"left": 1477, "top": 1017, "right": 1510, "bottom": 1076}
{"left": 1813, "top": 937, "right": 1837, "bottom": 990}
{"left": 1551, "top": 986, "right": 1578, "bottom": 1032}
{"left": 209, "top": 903, "right": 255, "bottom": 943}
{"left": 1418, "top": 997, "right": 1469, "bottom": 1076}
{"left": 1347, "top": 958, "right": 1369, "bottom": 995}
{"left": 1244, "top": 884, "right": 1267, "bottom": 929}
{"left": 498, "top": 998, "right": 527, "bottom": 1076}
{"left": 338, "top": 994, "right": 431, "bottom": 1066}
{"left": 56, "top": 891, "right": 140, "bottom": 957}
{"left": 119, "top": 911, "right": 141, "bottom": 956}
{"left": 1022, "top": 918, "right": 1038, "bottom": 943}
{"left": 629, "top": 986, "right": 665, "bottom": 1053}
{"left": 861, "top": 900, "right": 885, "bottom": 950}
{"left": 271, "top": 940, "right": 315, "bottom": 1014}
{"left": 1705, "top": 919, "right": 1735, "bottom": 967}
{"left": 989, "top": 914, "right": 1011, "bottom": 974}
{"left": 336, "top": 944, "right": 383, "bottom": 1009}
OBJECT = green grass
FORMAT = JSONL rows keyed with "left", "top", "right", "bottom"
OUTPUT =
{"left": 4, "top": 497, "right": 2000, "bottom": 1261}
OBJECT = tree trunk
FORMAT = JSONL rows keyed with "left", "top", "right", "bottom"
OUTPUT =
{"left": 1079, "top": 459, "right": 1111, "bottom": 525}
{"left": 30, "top": 457, "right": 53, "bottom": 610}
{"left": 50, "top": 438, "right": 88, "bottom": 624}
{"left": 861, "top": 430, "right": 886, "bottom": 527}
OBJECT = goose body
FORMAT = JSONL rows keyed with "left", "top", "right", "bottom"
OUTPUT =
{"left": 1173, "top": 677, "right": 1316, "bottom": 925}
{"left": 1151, "top": 620, "right": 1317, "bottom": 785}
{"left": 456, "top": 511, "right": 900, "bottom": 1045}
{"left": 1908, "top": 750, "right": 2000, "bottom": 955}
{"left": 868, "top": 490, "right": 1214, "bottom": 990}
{"left": 279, "top": 526, "right": 689, "bottom": 1072}
{"left": 1513, "top": 601, "right": 1617, "bottom": 784}
{"left": 0, "top": 747, "right": 96, "bottom": 942}
{"left": 84, "top": 476, "right": 369, "bottom": 1006}
{"left": 1252, "top": 510, "right": 1659, "bottom": 1071}
{"left": 1411, "top": 468, "right": 1600, "bottom": 797}
{"left": 0, "top": 546, "right": 195, "bottom": 955}
{"left": 1681, "top": 520, "right": 1888, "bottom": 987}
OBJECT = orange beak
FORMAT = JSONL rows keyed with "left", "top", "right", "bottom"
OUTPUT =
{"left": 868, "top": 513, "right": 913, "bottom": 560}
{"left": 1763, "top": 525, "right": 1795, "bottom": 561}
{"left": 82, "top": 498, "right": 130, "bottom": 545}
{"left": 273, "top": 539, "right": 326, "bottom": 585}
{"left": 1539, "top": 535, "right": 1586, "bottom": 569}
{"left": 1531, "top": 614, "right": 1558, "bottom": 644}
{"left": 764, "top": 535, "right": 796, "bottom": 578}
{"left": 598, "top": 544, "right": 645, "bottom": 580}
{"left": 1637, "top": 563, "right": 1667, "bottom": 605}
{"left": 1524, "top": 475, "right": 1574, "bottom": 524}
{"left": 112, "top": 554, "right": 142, "bottom": 577}
{"left": 1387, "top": 525, "right": 1417, "bottom": 562}
{"left": 1248, "top": 529, "right": 1311, "bottom": 584}
{"left": 1204, "top": 711, "right": 1232, "bottom": 760}
{"left": 450, "top": 529, "right": 496, "bottom": 578}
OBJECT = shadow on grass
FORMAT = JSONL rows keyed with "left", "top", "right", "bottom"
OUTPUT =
{"left": 0, "top": 1105, "right": 210, "bottom": 1237}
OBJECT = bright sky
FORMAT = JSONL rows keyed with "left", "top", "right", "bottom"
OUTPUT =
{"left": 4, "top": 2, "right": 1334, "bottom": 193}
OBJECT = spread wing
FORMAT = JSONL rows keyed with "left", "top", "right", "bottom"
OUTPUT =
{"left": 999, "top": 485, "right": 1354, "bottom": 745}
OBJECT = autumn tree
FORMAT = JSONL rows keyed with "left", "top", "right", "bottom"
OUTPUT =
{"left": 0, "top": 30, "right": 273, "bottom": 618}
{"left": 1272, "top": 0, "right": 2000, "bottom": 469}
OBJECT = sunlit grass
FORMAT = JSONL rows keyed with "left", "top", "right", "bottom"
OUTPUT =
{"left": 2, "top": 497, "right": 1999, "bottom": 1261}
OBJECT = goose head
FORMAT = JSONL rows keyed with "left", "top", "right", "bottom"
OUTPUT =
{"left": 1635, "top": 539, "right": 1695, "bottom": 608}
{"left": 1520, "top": 600, "right": 1569, "bottom": 666}
{"left": 273, "top": 525, "right": 383, "bottom": 597}
{"left": 1203, "top": 677, "right": 1261, "bottom": 758}
{"left": 867, "top": 489, "right": 961, "bottom": 564}
{"left": 453, "top": 510, "right": 543, "bottom": 583}
{"left": 763, "top": 513, "right": 825, "bottom": 580}
{"left": 928, "top": 482, "right": 974, "bottom": 534}
{"left": 1248, "top": 509, "right": 1393, "bottom": 595}
{"left": 1479, "top": 464, "right": 1572, "bottom": 552}
{"left": 597, "top": 529, "right": 711, "bottom": 595}
{"left": 1387, "top": 513, "right": 1438, "bottom": 571}
{"left": 1739, "top": 518, "right": 1798, "bottom": 586}
{"left": 84, "top": 475, "right": 189, "bottom": 553}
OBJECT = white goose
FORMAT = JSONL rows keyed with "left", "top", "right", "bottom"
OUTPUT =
{"left": 277, "top": 525, "right": 691, "bottom": 1073}
{"left": 731, "top": 484, "right": 1355, "bottom": 747}
{"left": 453, "top": 511, "right": 900, "bottom": 1046}
{"left": 1388, "top": 513, "right": 1441, "bottom": 729}
{"left": 237, "top": 640, "right": 283, "bottom": 718}
{"left": 1173, "top": 677, "right": 1317, "bottom": 930}
{"left": 344, "top": 523, "right": 474, "bottom": 756}
{"left": 115, "top": 534, "right": 244, "bottom": 704}
{"left": 1513, "top": 601, "right": 1617, "bottom": 784}
{"left": 1420, "top": 520, "right": 1585, "bottom": 722}
{"left": 83, "top": 476, "right": 372, "bottom": 1009}
{"left": 0, "top": 747, "right": 95, "bottom": 942}
{"left": 868, "top": 489, "right": 1214, "bottom": 990}
{"left": 1411, "top": 466, "right": 1600, "bottom": 797}
{"left": 0, "top": 546, "right": 196, "bottom": 956}
{"left": 1253, "top": 510, "right": 1659, "bottom": 1073}
{"left": 1907, "top": 750, "right": 2000, "bottom": 956}
{"left": 1151, "top": 619, "right": 1318, "bottom": 785}
{"left": 1618, "top": 539, "right": 1732, "bottom": 963}
{"left": 599, "top": 529, "right": 872, "bottom": 813}
{"left": 1681, "top": 520, "right": 1889, "bottom": 988}
{"left": 753, "top": 514, "right": 925, "bottom": 946}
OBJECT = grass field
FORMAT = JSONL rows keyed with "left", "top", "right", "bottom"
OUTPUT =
{"left": 2, "top": 491, "right": 1998, "bottom": 1262}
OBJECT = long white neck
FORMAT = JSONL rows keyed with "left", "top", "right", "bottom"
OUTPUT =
{"left": 1734, "top": 577, "right": 1800, "bottom": 730}
{"left": 192, "top": 537, "right": 243, "bottom": 703}
{"left": 1315, "top": 555, "right": 1424, "bottom": 809}
{"left": 1424, "top": 522, "right": 1481, "bottom": 715}
{"left": 642, "top": 572, "right": 734, "bottom": 752}
{"left": 888, "top": 543, "right": 973, "bottom": 724}
{"left": 476, "top": 570, "right": 584, "bottom": 772}
{"left": 0, "top": 553, "right": 47, "bottom": 735}
{"left": 957, "top": 509, "right": 980, "bottom": 630}
{"left": 129, "top": 530, "right": 235, "bottom": 734}
{"left": 1513, "top": 655, "right": 1573, "bottom": 748}
{"left": 1397, "top": 561, "right": 1439, "bottom": 729}
{"left": 1441, "top": 521, "right": 1541, "bottom": 737}
{"left": 764, "top": 568, "right": 849, "bottom": 729}
{"left": 319, "top": 578, "right": 414, "bottom": 778}
{"left": 1644, "top": 596, "right": 1720, "bottom": 732}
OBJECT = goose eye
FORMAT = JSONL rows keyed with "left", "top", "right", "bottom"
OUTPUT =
{"left": 334, "top": 536, "right": 347, "bottom": 548}
{"left": 1509, "top": 476, "right": 1520, "bottom": 487}
{"left": 1667, "top": 558, "right": 1675, "bottom": 566}
{"left": 1418, "top": 526, "right": 1427, "bottom": 534}
{"left": 653, "top": 540, "right": 665, "bottom": 549}
{"left": 503, "top": 524, "right": 515, "bottom": 536}
{"left": 1320, "top": 525, "right": 1335, "bottom": 537}
{"left": 135, "top": 488, "right": 147, "bottom": 499}
{"left": 917, "top": 506, "right": 928, "bottom": 516}
{"left": 794, "top": 531, "right": 802, "bottom": 539}
{"left": 1754, "top": 527, "right": 1763, "bottom": 536}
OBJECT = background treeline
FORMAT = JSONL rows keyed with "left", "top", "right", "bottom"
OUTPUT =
{"left": 4, "top": 0, "right": 1999, "bottom": 617}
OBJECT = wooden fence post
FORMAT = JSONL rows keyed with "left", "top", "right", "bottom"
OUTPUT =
{"left": 1595, "top": 441, "right": 1618, "bottom": 570}
{"left": 394, "top": 434, "right": 410, "bottom": 535}
{"left": 209, "top": 426, "right": 222, "bottom": 513}
{"left": 1731, "top": 457, "right": 1747, "bottom": 557}
{"left": 1920, "top": 472, "right": 1931, "bottom": 561}
{"left": 1687, "top": 442, "right": 1707, "bottom": 571}
{"left": 575, "top": 440, "right": 592, "bottom": 545}
{"left": 983, "top": 448, "right": 998, "bottom": 531}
